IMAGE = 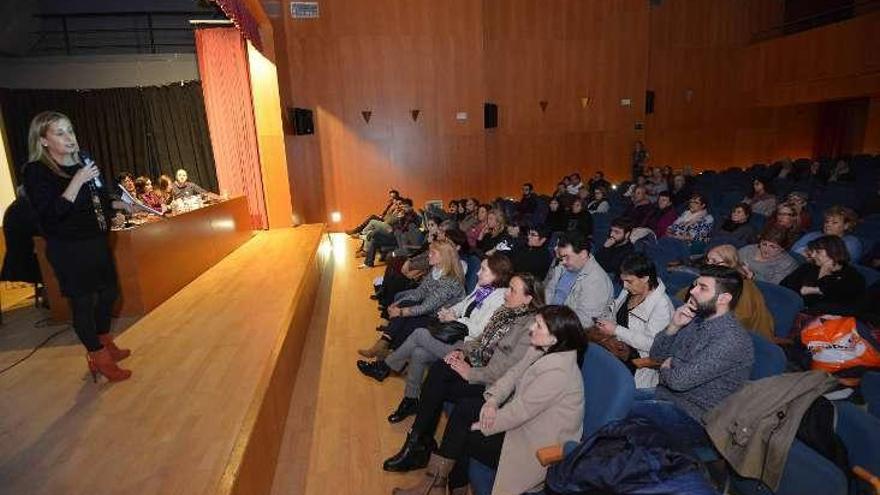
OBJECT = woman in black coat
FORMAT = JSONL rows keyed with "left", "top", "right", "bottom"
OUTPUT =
{"left": 22, "top": 111, "right": 133, "bottom": 382}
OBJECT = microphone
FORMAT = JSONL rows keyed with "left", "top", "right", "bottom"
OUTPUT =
{"left": 78, "top": 151, "right": 103, "bottom": 189}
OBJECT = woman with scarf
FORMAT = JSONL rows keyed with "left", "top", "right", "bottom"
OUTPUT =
{"left": 357, "top": 254, "right": 513, "bottom": 423}
{"left": 382, "top": 273, "right": 544, "bottom": 473}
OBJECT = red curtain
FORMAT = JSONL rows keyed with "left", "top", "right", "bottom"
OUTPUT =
{"left": 195, "top": 27, "right": 268, "bottom": 229}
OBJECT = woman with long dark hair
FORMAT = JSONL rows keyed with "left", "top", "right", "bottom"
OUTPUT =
{"left": 22, "top": 111, "right": 133, "bottom": 382}
{"left": 391, "top": 305, "right": 587, "bottom": 495}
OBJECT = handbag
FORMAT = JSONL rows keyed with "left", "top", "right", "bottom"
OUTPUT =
{"left": 428, "top": 321, "right": 468, "bottom": 344}
{"left": 585, "top": 325, "right": 634, "bottom": 361}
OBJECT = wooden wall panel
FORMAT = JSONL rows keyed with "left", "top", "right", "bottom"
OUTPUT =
{"left": 276, "top": 0, "right": 879, "bottom": 227}
{"left": 281, "top": 0, "right": 649, "bottom": 228}
{"left": 643, "top": 0, "right": 823, "bottom": 171}
{"left": 743, "top": 11, "right": 880, "bottom": 107}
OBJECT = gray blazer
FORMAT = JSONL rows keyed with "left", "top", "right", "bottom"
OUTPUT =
{"left": 543, "top": 255, "right": 613, "bottom": 327}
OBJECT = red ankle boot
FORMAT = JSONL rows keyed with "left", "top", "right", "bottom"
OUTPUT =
{"left": 98, "top": 334, "right": 131, "bottom": 362}
{"left": 87, "top": 348, "right": 132, "bottom": 383}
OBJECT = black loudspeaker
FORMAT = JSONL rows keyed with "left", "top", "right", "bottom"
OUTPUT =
{"left": 484, "top": 103, "right": 498, "bottom": 129}
{"left": 289, "top": 107, "right": 314, "bottom": 135}
{"left": 645, "top": 91, "right": 655, "bottom": 114}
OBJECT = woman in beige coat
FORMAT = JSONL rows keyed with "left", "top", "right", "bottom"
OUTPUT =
{"left": 392, "top": 305, "right": 586, "bottom": 495}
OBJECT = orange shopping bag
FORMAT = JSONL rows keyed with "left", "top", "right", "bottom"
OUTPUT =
{"left": 800, "top": 316, "right": 880, "bottom": 373}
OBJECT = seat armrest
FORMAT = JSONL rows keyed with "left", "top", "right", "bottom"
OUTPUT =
{"left": 853, "top": 466, "right": 880, "bottom": 494}
{"left": 536, "top": 444, "right": 565, "bottom": 467}
{"left": 632, "top": 357, "right": 661, "bottom": 369}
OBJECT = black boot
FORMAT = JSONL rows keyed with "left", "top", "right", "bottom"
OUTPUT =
{"left": 383, "top": 431, "right": 437, "bottom": 472}
{"left": 388, "top": 397, "right": 419, "bottom": 423}
{"left": 357, "top": 360, "right": 391, "bottom": 381}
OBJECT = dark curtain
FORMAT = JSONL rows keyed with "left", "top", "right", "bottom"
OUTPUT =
{"left": 0, "top": 81, "right": 217, "bottom": 192}
{"left": 813, "top": 98, "right": 869, "bottom": 159}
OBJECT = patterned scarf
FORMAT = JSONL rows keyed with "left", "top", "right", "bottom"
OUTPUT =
{"left": 468, "top": 305, "right": 531, "bottom": 367}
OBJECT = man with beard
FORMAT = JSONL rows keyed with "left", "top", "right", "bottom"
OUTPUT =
{"left": 630, "top": 265, "right": 753, "bottom": 449}
{"left": 595, "top": 217, "right": 635, "bottom": 277}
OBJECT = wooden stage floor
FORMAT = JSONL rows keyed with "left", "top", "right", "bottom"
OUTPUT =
{"left": 270, "top": 235, "right": 428, "bottom": 495}
{"left": 0, "top": 225, "right": 327, "bottom": 495}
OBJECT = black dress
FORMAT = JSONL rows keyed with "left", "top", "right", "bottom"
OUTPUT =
{"left": 22, "top": 161, "right": 118, "bottom": 297}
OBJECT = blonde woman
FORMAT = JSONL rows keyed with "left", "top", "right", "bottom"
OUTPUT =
{"left": 359, "top": 240, "right": 466, "bottom": 359}
{"left": 477, "top": 209, "right": 511, "bottom": 255}
{"left": 21, "top": 111, "right": 133, "bottom": 382}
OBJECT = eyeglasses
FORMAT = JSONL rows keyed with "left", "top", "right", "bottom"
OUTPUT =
{"left": 759, "top": 241, "right": 782, "bottom": 250}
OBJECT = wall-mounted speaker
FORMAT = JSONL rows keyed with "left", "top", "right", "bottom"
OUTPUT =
{"left": 645, "top": 91, "right": 655, "bottom": 114}
{"left": 288, "top": 107, "right": 314, "bottom": 135}
{"left": 484, "top": 103, "right": 498, "bottom": 129}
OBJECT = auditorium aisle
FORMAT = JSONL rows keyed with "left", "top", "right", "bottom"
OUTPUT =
{"left": 271, "top": 235, "right": 425, "bottom": 494}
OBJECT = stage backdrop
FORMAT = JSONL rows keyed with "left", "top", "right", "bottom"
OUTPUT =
{"left": 0, "top": 81, "right": 218, "bottom": 192}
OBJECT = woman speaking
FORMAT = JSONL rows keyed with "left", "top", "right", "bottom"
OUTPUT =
{"left": 22, "top": 111, "right": 133, "bottom": 383}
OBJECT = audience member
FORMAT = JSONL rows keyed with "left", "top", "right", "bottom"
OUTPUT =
{"left": 466, "top": 204, "right": 490, "bottom": 249}
{"left": 785, "top": 192, "right": 812, "bottom": 232}
{"left": 791, "top": 205, "right": 863, "bottom": 262}
{"left": 698, "top": 245, "right": 775, "bottom": 339}
{"left": 553, "top": 181, "right": 575, "bottom": 210}
{"left": 669, "top": 174, "right": 692, "bottom": 207}
{"left": 623, "top": 185, "right": 657, "bottom": 229}
{"left": 509, "top": 226, "right": 552, "bottom": 280}
{"left": 782, "top": 235, "right": 866, "bottom": 315}
{"left": 737, "top": 228, "right": 799, "bottom": 284}
{"left": 567, "top": 173, "right": 585, "bottom": 195}
{"left": 651, "top": 191, "right": 677, "bottom": 238}
{"left": 743, "top": 177, "right": 777, "bottom": 217}
{"left": 646, "top": 167, "right": 669, "bottom": 202}
{"left": 565, "top": 198, "right": 593, "bottom": 236}
{"left": 631, "top": 265, "right": 753, "bottom": 450}
{"left": 586, "top": 186, "right": 610, "bottom": 214}
{"left": 545, "top": 197, "right": 568, "bottom": 233}
{"left": 347, "top": 189, "right": 400, "bottom": 235}
{"left": 588, "top": 171, "right": 610, "bottom": 193}
{"left": 400, "top": 305, "right": 586, "bottom": 495}
{"left": 458, "top": 198, "right": 480, "bottom": 233}
{"left": 712, "top": 203, "right": 757, "bottom": 247}
{"left": 358, "top": 240, "right": 465, "bottom": 358}
{"left": 595, "top": 253, "right": 674, "bottom": 388}
{"left": 666, "top": 192, "right": 714, "bottom": 248}
{"left": 595, "top": 217, "right": 635, "bottom": 277}
{"left": 544, "top": 231, "right": 613, "bottom": 326}
{"left": 517, "top": 183, "right": 538, "bottom": 217}
{"left": 477, "top": 209, "right": 513, "bottom": 255}
{"left": 382, "top": 273, "right": 543, "bottom": 472}
{"left": 358, "top": 254, "right": 513, "bottom": 423}
{"left": 762, "top": 202, "right": 803, "bottom": 248}
{"left": 828, "top": 160, "right": 855, "bottom": 183}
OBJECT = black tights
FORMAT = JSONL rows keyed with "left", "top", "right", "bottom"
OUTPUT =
{"left": 440, "top": 397, "right": 504, "bottom": 489}
{"left": 69, "top": 285, "right": 118, "bottom": 352}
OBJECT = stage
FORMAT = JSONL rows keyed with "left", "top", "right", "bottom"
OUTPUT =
{"left": 0, "top": 224, "right": 328, "bottom": 495}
